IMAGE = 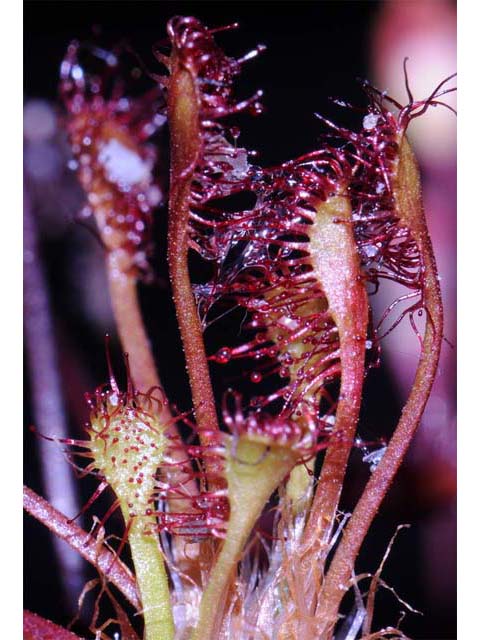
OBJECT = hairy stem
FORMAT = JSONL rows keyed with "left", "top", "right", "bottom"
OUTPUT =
{"left": 24, "top": 610, "right": 84, "bottom": 640}
{"left": 106, "top": 255, "right": 161, "bottom": 394}
{"left": 167, "top": 58, "right": 222, "bottom": 471}
{"left": 23, "top": 486, "right": 140, "bottom": 610}
{"left": 315, "top": 138, "right": 443, "bottom": 638}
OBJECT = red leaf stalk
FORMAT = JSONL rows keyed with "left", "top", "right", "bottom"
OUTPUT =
{"left": 314, "top": 99, "right": 445, "bottom": 639}
{"left": 23, "top": 486, "right": 140, "bottom": 610}
{"left": 24, "top": 610, "right": 85, "bottom": 640}
{"left": 164, "top": 16, "right": 263, "bottom": 480}
{"left": 166, "top": 48, "right": 222, "bottom": 464}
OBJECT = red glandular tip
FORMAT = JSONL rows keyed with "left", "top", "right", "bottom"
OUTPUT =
{"left": 197, "top": 152, "right": 350, "bottom": 419}
{"left": 222, "top": 391, "right": 331, "bottom": 461}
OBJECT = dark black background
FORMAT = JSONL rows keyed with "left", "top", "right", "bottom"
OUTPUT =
{"left": 25, "top": 0, "right": 380, "bottom": 162}
{"left": 24, "top": 2, "right": 456, "bottom": 639}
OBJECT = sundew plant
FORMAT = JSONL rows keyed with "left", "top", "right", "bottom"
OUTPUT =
{"left": 24, "top": 11, "right": 456, "bottom": 640}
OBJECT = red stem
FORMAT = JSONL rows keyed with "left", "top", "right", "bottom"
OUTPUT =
{"left": 314, "top": 137, "right": 443, "bottom": 638}
{"left": 24, "top": 610, "right": 84, "bottom": 640}
{"left": 106, "top": 259, "right": 161, "bottom": 395}
{"left": 167, "top": 55, "right": 222, "bottom": 474}
{"left": 23, "top": 486, "right": 140, "bottom": 610}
